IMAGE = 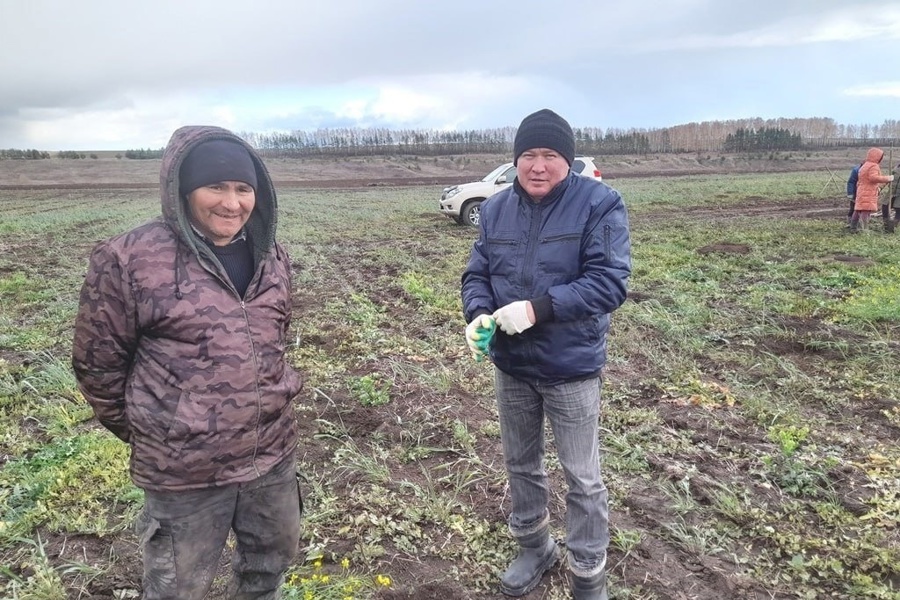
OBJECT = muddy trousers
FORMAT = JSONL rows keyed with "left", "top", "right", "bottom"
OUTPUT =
{"left": 494, "top": 370, "right": 609, "bottom": 578}
{"left": 136, "top": 455, "right": 302, "bottom": 600}
{"left": 850, "top": 210, "right": 875, "bottom": 230}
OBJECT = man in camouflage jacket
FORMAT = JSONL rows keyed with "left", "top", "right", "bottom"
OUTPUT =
{"left": 72, "top": 125, "right": 303, "bottom": 599}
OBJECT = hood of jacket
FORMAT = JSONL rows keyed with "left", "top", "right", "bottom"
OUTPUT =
{"left": 159, "top": 125, "right": 278, "bottom": 266}
{"left": 866, "top": 147, "right": 884, "bottom": 164}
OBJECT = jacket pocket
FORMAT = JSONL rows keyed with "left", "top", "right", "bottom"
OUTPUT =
{"left": 537, "top": 231, "right": 582, "bottom": 281}
{"left": 486, "top": 236, "right": 520, "bottom": 277}
{"left": 165, "top": 387, "right": 256, "bottom": 455}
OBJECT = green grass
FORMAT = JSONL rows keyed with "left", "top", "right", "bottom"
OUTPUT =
{"left": 1, "top": 172, "right": 899, "bottom": 598}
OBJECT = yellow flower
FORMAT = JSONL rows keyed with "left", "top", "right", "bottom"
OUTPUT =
{"left": 341, "top": 557, "right": 350, "bottom": 569}
{"left": 376, "top": 574, "right": 392, "bottom": 587}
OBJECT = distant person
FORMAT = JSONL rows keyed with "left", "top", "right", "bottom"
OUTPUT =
{"left": 846, "top": 162, "right": 862, "bottom": 228}
{"left": 880, "top": 159, "right": 900, "bottom": 233}
{"left": 462, "top": 108, "right": 631, "bottom": 600}
{"left": 72, "top": 126, "right": 304, "bottom": 600}
{"left": 850, "top": 147, "right": 894, "bottom": 233}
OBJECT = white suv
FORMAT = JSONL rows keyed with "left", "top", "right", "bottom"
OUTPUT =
{"left": 439, "top": 157, "right": 602, "bottom": 226}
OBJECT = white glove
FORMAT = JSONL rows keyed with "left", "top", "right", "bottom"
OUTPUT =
{"left": 847, "top": 194, "right": 854, "bottom": 199}
{"left": 493, "top": 301, "right": 534, "bottom": 335}
{"left": 889, "top": 175, "right": 895, "bottom": 182}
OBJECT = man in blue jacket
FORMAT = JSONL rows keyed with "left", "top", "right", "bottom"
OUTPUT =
{"left": 461, "top": 109, "right": 631, "bottom": 600}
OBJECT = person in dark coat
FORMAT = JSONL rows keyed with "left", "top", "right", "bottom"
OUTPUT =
{"left": 880, "top": 159, "right": 899, "bottom": 233}
{"left": 846, "top": 162, "right": 861, "bottom": 228}
{"left": 461, "top": 109, "right": 631, "bottom": 600}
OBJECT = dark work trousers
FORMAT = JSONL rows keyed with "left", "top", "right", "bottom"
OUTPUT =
{"left": 135, "top": 455, "right": 302, "bottom": 600}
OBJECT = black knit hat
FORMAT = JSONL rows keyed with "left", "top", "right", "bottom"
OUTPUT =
{"left": 179, "top": 139, "right": 258, "bottom": 196}
{"left": 513, "top": 109, "right": 575, "bottom": 166}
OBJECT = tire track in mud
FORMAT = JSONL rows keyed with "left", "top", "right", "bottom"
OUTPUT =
{"left": 637, "top": 196, "right": 848, "bottom": 223}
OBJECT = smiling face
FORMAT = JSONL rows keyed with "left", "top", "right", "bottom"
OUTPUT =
{"left": 186, "top": 181, "right": 256, "bottom": 245}
{"left": 515, "top": 148, "right": 570, "bottom": 201}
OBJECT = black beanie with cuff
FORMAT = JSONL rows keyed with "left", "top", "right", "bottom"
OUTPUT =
{"left": 179, "top": 139, "right": 258, "bottom": 196}
{"left": 513, "top": 109, "right": 576, "bottom": 166}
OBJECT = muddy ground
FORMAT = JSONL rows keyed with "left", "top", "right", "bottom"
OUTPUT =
{"left": 0, "top": 147, "right": 871, "bottom": 190}
{"left": 3, "top": 149, "right": 896, "bottom": 600}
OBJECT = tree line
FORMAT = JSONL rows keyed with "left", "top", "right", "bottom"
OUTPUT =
{"left": 0, "top": 149, "right": 51, "bottom": 159}
{"left": 3, "top": 117, "right": 898, "bottom": 160}
{"left": 244, "top": 116, "right": 900, "bottom": 157}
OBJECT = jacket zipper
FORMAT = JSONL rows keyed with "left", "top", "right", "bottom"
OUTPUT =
{"left": 199, "top": 252, "right": 264, "bottom": 477}
{"left": 242, "top": 299, "right": 264, "bottom": 478}
{"left": 522, "top": 204, "right": 542, "bottom": 292}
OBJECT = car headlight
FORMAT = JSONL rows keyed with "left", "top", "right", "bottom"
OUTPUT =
{"left": 445, "top": 187, "right": 461, "bottom": 198}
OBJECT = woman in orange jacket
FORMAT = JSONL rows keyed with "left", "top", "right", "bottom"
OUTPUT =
{"left": 850, "top": 147, "right": 894, "bottom": 233}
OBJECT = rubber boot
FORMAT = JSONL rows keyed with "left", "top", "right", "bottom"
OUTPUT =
{"left": 570, "top": 570, "right": 608, "bottom": 600}
{"left": 499, "top": 524, "right": 560, "bottom": 596}
{"left": 886, "top": 219, "right": 896, "bottom": 234}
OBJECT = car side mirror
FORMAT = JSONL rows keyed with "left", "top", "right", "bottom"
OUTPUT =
{"left": 495, "top": 176, "right": 508, "bottom": 184}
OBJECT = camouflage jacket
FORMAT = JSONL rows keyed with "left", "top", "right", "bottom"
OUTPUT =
{"left": 72, "top": 126, "right": 303, "bottom": 492}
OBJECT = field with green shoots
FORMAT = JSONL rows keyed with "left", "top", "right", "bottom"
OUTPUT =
{"left": 1, "top": 170, "right": 898, "bottom": 599}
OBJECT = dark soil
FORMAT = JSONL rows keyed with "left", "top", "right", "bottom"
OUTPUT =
{"left": 3, "top": 151, "right": 895, "bottom": 600}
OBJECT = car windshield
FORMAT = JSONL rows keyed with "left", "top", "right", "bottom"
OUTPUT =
{"left": 481, "top": 163, "right": 512, "bottom": 182}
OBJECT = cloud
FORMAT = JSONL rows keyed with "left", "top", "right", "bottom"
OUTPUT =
{"left": 638, "top": 5, "right": 900, "bottom": 52}
{"left": 244, "top": 73, "right": 539, "bottom": 133}
{"left": 2, "top": 0, "right": 899, "bottom": 149}
{"left": 843, "top": 82, "right": 900, "bottom": 97}
{"left": 335, "top": 73, "right": 535, "bottom": 129}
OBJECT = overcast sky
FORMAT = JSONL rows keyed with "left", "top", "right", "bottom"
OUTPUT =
{"left": 2, "top": 0, "right": 899, "bottom": 150}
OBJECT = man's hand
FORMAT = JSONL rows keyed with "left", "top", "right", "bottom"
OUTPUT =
{"left": 493, "top": 301, "right": 535, "bottom": 335}
{"left": 465, "top": 314, "right": 496, "bottom": 361}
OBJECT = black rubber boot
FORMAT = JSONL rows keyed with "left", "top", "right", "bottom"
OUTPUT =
{"left": 499, "top": 524, "right": 560, "bottom": 596}
{"left": 886, "top": 219, "right": 896, "bottom": 233}
{"left": 570, "top": 570, "right": 608, "bottom": 600}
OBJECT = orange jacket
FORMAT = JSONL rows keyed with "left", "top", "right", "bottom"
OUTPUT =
{"left": 855, "top": 147, "right": 892, "bottom": 212}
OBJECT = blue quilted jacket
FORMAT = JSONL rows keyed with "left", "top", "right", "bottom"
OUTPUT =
{"left": 461, "top": 172, "right": 631, "bottom": 384}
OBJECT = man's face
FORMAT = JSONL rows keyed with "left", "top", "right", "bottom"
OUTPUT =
{"left": 516, "top": 148, "right": 570, "bottom": 201}
{"left": 186, "top": 181, "right": 256, "bottom": 246}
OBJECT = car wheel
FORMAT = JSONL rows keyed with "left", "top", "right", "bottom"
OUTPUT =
{"left": 461, "top": 200, "right": 482, "bottom": 227}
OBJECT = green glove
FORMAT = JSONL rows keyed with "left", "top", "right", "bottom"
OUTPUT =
{"left": 465, "top": 314, "right": 496, "bottom": 361}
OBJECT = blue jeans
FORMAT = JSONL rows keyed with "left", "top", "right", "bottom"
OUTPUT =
{"left": 495, "top": 369, "right": 608, "bottom": 577}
